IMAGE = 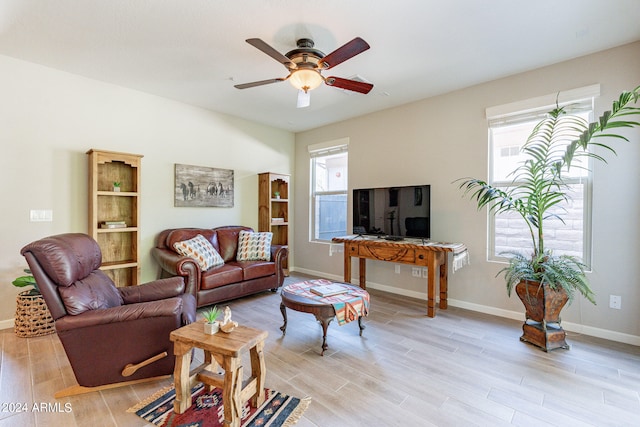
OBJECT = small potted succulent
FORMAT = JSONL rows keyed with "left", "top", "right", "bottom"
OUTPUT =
{"left": 113, "top": 181, "right": 121, "bottom": 192}
{"left": 202, "top": 305, "right": 221, "bottom": 335}
{"left": 274, "top": 191, "right": 280, "bottom": 199}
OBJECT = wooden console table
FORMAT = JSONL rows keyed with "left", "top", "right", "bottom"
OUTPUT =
{"left": 331, "top": 236, "right": 468, "bottom": 317}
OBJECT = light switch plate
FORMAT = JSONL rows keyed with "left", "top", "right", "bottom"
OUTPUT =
{"left": 30, "top": 209, "right": 53, "bottom": 222}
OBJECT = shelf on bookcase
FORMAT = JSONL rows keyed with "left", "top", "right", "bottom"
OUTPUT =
{"left": 97, "top": 191, "right": 138, "bottom": 197}
{"left": 97, "top": 227, "right": 138, "bottom": 233}
{"left": 101, "top": 260, "right": 137, "bottom": 270}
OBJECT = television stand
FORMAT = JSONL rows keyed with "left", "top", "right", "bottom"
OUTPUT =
{"left": 383, "top": 236, "right": 404, "bottom": 241}
{"left": 332, "top": 235, "right": 467, "bottom": 317}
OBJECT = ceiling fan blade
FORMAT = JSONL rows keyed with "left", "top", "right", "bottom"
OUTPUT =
{"left": 297, "top": 90, "right": 311, "bottom": 108}
{"left": 234, "top": 78, "right": 286, "bottom": 89}
{"left": 325, "top": 76, "right": 373, "bottom": 94}
{"left": 246, "top": 38, "right": 295, "bottom": 69}
{"left": 320, "top": 37, "right": 370, "bottom": 69}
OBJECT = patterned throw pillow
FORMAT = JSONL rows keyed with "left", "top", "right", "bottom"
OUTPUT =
{"left": 236, "top": 230, "right": 273, "bottom": 261}
{"left": 173, "top": 234, "right": 224, "bottom": 271}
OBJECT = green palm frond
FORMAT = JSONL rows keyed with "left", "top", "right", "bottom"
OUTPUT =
{"left": 456, "top": 85, "right": 640, "bottom": 305}
{"left": 499, "top": 251, "right": 594, "bottom": 304}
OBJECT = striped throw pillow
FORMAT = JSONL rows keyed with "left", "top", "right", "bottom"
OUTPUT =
{"left": 236, "top": 230, "right": 272, "bottom": 261}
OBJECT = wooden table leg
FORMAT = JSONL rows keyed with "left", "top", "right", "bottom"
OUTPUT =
{"left": 172, "top": 341, "right": 193, "bottom": 414}
{"left": 222, "top": 355, "right": 243, "bottom": 427}
{"left": 250, "top": 340, "right": 266, "bottom": 408}
{"left": 427, "top": 253, "right": 437, "bottom": 318}
{"left": 359, "top": 258, "right": 366, "bottom": 289}
{"left": 202, "top": 350, "right": 222, "bottom": 392}
{"left": 279, "top": 302, "right": 287, "bottom": 335}
{"left": 344, "top": 249, "right": 351, "bottom": 283}
{"left": 438, "top": 252, "right": 448, "bottom": 309}
{"left": 314, "top": 315, "right": 334, "bottom": 356}
{"left": 358, "top": 316, "right": 365, "bottom": 336}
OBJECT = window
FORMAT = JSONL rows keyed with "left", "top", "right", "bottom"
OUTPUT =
{"left": 486, "top": 86, "right": 599, "bottom": 266}
{"left": 309, "top": 140, "right": 348, "bottom": 242}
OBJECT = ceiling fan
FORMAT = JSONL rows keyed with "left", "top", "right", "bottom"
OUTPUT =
{"left": 234, "top": 37, "right": 373, "bottom": 107}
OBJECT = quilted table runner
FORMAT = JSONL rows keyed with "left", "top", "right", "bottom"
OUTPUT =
{"left": 283, "top": 279, "right": 370, "bottom": 325}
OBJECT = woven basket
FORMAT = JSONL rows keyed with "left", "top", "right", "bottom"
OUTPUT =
{"left": 14, "top": 290, "right": 55, "bottom": 338}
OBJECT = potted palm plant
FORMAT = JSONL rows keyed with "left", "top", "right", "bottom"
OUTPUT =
{"left": 458, "top": 86, "right": 640, "bottom": 351}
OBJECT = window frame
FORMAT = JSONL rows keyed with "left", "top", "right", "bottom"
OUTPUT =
{"left": 485, "top": 86, "right": 599, "bottom": 267}
{"left": 308, "top": 140, "right": 349, "bottom": 243}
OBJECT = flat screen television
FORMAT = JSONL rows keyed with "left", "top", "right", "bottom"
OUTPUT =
{"left": 353, "top": 185, "right": 430, "bottom": 239}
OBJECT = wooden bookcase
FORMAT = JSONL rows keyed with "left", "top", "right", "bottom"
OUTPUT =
{"left": 87, "top": 149, "right": 143, "bottom": 287}
{"left": 258, "top": 172, "right": 289, "bottom": 271}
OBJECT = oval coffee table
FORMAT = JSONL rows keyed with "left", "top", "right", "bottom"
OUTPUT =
{"left": 280, "top": 282, "right": 365, "bottom": 356}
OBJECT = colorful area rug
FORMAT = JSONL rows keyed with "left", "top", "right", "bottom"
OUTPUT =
{"left": 128, "top": 383, "right": 310, "bottom": 427}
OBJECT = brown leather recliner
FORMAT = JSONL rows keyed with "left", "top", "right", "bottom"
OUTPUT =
{"left": 21, "top": 233, "right": 197, "bottom": 398}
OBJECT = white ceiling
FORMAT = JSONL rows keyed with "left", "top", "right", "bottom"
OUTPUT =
{"left": 1, "top": 0, "right": 639, "bottom": 132}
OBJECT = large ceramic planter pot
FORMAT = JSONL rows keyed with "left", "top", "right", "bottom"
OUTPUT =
{"left": 515, "top": 280, "right": 570, "bottom": 351}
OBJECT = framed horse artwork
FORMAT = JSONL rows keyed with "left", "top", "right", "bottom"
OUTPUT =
{"left": 174, "top": 164, "right": 234, "bottom": 207}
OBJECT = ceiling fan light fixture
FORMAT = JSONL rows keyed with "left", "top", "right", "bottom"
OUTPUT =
{"left": 237, "top": 37, "right": 373, "bottom": 100}
{"left": 289, "top": 69, "right": 323, "bottom": 93}
{"left": 297, "top": 90, "right": 311, "bottom": 108}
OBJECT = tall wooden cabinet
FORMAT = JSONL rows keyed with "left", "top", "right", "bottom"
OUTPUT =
{"left": 87, "top": 149, "right": 143, "bottom": 287}
{"left": 258, "top": 172, "right": 289, "bottom": 270}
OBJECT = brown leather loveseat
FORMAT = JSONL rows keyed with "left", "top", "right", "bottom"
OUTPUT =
{"left": 152, "top": 226, "right": 288, "bottom": 308}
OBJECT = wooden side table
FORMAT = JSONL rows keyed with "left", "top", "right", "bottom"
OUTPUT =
{"left": 170, "top": 322, "right": 268, "bottom": 427}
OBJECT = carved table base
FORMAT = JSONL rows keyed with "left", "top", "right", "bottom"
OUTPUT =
{"left": 280, "top": 283, "right": 365, "bottom": 356}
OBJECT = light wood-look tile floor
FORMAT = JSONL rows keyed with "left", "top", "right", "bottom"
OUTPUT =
{"left": 1, "top": 273, "right": 639, "bottom": 426}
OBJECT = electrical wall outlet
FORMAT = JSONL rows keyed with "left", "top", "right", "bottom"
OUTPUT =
{"left": 609, "top": 295, "right": 622, "bottom": 310}
{"left": 422, "top": 267, "right": 428, "bottom": 278}
{"left": 395, "top": 265, "right": 401, "bottom": 274}
{"left": 411, "top": 267, "right": 422, "bottom": 277}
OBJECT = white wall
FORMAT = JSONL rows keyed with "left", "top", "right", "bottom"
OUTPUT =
{"left": 0, "top": 55, "right": 294, "bottom": 325}
{"left": 293, "top": 42, "right": 640, "bottom": 344}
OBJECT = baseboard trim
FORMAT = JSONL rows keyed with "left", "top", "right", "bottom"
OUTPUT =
{"left": 0, "top": 318, "right": 15, "bottom": 331}
{"left": 290, "top": 267, "right": 640, "bottom": 346}
{"left": 560, "top": 322, "right": 640, "bottom": 346}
